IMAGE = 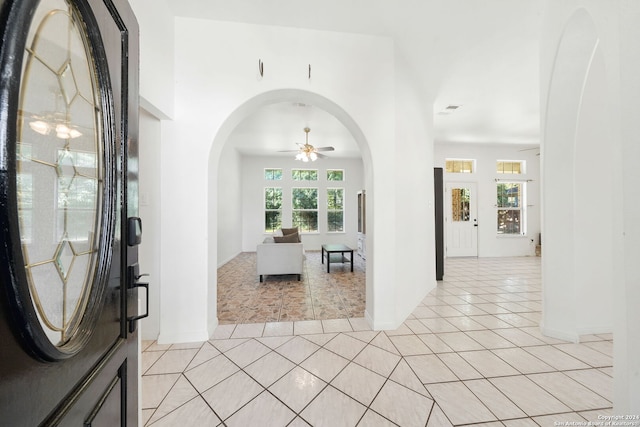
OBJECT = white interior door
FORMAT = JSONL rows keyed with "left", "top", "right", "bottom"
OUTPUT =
{"left": 445, "top": 182, "right": 478, "bottom": 257}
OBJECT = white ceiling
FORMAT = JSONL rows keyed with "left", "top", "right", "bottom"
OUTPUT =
{"left": 226, "top": 102, "right": 361, "bottom": 159}
{"left": 170, "top": 1, "right": 543, "bottom": 157}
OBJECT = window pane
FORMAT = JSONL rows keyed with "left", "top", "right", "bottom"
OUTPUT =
{"left": 327, "top": 170, "right": 344, "bottom": 181}
{"left": 497, "top": 210, "right": 521, "bottom": 234}
{"left": 17, "top": 173, "right": 33, "bottom": 209}
{"left": 496, "top": 161, "right": 523, "bottom": 174}
{"left": 328, "top": 211, "right": 344, "bottom": 232}
{"left": 292, "top": 188, "right": 318, "bottom": 209}
{"left": 451, "top": 188, "right": 470, "bottom": 222}
{"left": 497, "top": 183, "right": 521, "bottom": 208}
{"left": 265, "top": 187, "right": 283, "bottom": 232}
{"left": 265, "top": 168, "right": 282, "bottom": 180}
{"left": 293, "top": 211, "right": 318, "bottom": 232}
{"left": 445, "top": 159, "right": 473, "bottom": 174}
{"left": 265, "top": 211, "right": 282, "bottom": 233}
{"left": 265, "top": 187, "right": 282, "bottom": 209}
{"left": 327, "top": 188, "right": 344, "bottom": 232}
{"left": 292, "top": 169, "right": 317, "bottom": 181}
{"left": 327, "top": 188, "right": 343, "bottom": 210}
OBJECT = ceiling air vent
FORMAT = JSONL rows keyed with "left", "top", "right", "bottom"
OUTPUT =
{"left": 437, "top": 104, "right": 462, "bottom": 115}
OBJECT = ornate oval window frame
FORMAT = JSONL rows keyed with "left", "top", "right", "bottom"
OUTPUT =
{"left": 0, "top": 0, "right": 116, "bottom": 362}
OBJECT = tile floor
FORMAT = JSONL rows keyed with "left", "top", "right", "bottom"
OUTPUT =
{"left": 217, "top": 251, "right": 365, "bottom": 324}
{"left": 142, "top": 257, "right": 614, "bottom": 426}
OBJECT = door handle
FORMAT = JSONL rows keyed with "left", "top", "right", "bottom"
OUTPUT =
{"left": 127, "top": 283, "right": 148, "bottom": 333}
{"left": 127, "top": 264, "right": 149, "bottom": 333}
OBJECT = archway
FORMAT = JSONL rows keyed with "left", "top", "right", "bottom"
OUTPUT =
{"left": 206, "top": 89, "right": 374, "bottom": 330}
{"left": 542, "top": 9, "right": 613, "bottom": 341}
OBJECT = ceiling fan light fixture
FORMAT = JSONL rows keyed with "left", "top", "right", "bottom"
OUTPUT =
{"left": 279, "top": 127, "right": 333, "bottom": 161}
{"left": 295, "top": 127, "right": 319, "bottom": 162}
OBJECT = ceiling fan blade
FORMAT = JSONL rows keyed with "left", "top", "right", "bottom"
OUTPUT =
{"left": 315, "top": 152, "right": 328, "bottom": 159}
{"left": 278, "top": 149, "right": 300, "bottom": 153}
{"left": 315, "top": 146, "right": 335, "bottom": 152}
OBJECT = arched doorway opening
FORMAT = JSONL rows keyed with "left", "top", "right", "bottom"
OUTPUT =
{"left": 207, "top": 89, "right": 374, "bottom": 328}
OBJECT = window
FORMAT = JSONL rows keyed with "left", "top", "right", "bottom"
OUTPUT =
{"left": 264, "top": 187, "right": 282, "bottom": 232}
{"left": 292, "top": 187, "right": 318, "bottom": 232}
{"left": 265, "top": 168, "right": 282, "bottom": 180}
{"left": 292, "top": 169, "right": 317, "bottom": 181}
{"left": 497, "top": 182, "right": 524, "bottom": 234}
{"left": 496, "top": 161, "right": 524, "bottom": 174}
{"left": 327, "top": 169, "right": 344, "bottom": 181}
{"left": 327, "top": 188, "right": 344, "bottom": 232}
{"left": 445, "top": 159, "right": 474, "bottom": 173}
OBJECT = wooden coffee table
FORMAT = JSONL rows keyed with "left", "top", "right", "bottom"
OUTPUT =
{"left": 321, "top": 244, "right": 354, "bottom": 273}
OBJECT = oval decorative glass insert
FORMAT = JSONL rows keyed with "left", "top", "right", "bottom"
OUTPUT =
{"left": 16, "top": 0, "right": 104, "bottom": 347}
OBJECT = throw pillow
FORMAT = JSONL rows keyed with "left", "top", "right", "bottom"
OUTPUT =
{"left": 281, "top": 227, "right": 301, "bottom": 242}
{"left": 274, "top": 232, "right": 299, "bottom": 243}
{"left": 281, "top": 227, "right": 298, "bottom": 236}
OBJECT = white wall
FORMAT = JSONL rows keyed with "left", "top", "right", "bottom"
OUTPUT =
{"left": 239, "top": 155, "right": 364, "bottom": 253}
{"left": 541, "top": 0, "right": 639, "bottom": 413}
{"left": 129, "top": 0, "right": 173, "bottom": 340}
{"left": 618, "top": 0, "right": 640, "bottom": 414}
{"left": 393, "top": 52, "right": 436, "bottom": 321}
{"left": 434, "top": 143, "right": 541, "bottom": 257}
{"left": 151, "top": 16, "right": 439, "bottom": 342}
{"left": 217, "top": 145, "right": 243, "bottom": 267}
{"left": 540, "top": 4, "right": 617, "bottom": 341}
{"left": 138, "top": 108, "right": 162, "bottom": 340}
{"left": 128, "top": 0, "right": 174, "bottom": 119}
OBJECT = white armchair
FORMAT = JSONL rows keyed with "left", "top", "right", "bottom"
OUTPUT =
{"left": 256, "top": 241, "right": 304, "bottom": 282}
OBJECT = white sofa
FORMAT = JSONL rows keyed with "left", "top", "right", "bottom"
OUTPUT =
{"left": 256, "top": 238, "right": 304, "bottom": 282}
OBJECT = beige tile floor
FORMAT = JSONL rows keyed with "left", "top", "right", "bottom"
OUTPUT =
{"left": 142, "top": 257, "right": 614, "bottom": 426}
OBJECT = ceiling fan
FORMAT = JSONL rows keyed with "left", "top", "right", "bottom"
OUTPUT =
{"left": 279, "top": 127, "right": 334, "bottom": 162}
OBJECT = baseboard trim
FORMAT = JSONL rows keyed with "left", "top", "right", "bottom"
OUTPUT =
{"left": 208, "top": 316, "right": 219, "bottom": 338}
{"left": 576, "top": 325, "right": 613, "bottom": 339}
{"left": 539, "top": 326, "right": 579, "bottom": 343}
{"left": 365, "top": 310, "right": 374, "bottom": 329}
{"left": 217, "top": 251, "right": 242, "bottom": 269}
{"left": 157, "top": 329, "right": 209, "bottom": 345}
{"left": 366, "top": 310, "right": 402, "bottom": 331}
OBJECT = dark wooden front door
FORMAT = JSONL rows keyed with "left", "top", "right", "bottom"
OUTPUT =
{"left": 0, "top": 0, "right": 141, "bottom": 425}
